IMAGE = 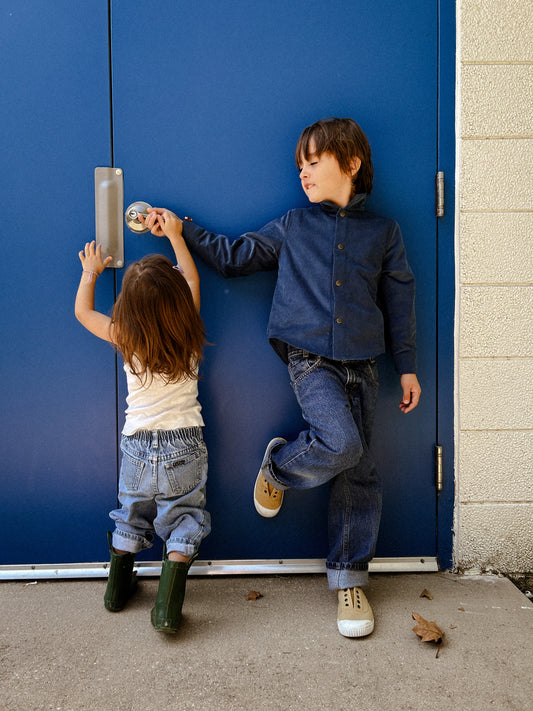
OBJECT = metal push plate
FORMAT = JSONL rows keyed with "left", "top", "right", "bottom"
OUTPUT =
{"left": 94, "top": 167, "right": 124, "bottom": 268}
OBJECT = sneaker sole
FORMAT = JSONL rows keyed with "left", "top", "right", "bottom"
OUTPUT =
{"left": 254, "top": 496, "right": 282, "bottom": 518}
{"left": 337, "top": 619, "right": 375, "bottom": 638}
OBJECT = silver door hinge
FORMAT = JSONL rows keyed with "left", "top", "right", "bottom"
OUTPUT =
{"left": 434, "top": 445, "right": 443, "bottom": 493}
{"left": 435, "top": 171, "right": 445, "bottom": 217}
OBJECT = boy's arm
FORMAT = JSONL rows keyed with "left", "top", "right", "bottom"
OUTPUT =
{"left": 380, "top": 222, "right": 417, "bottom": 375}
{"left": 379, "top": 222, "right": 421, "bottom": 413}
{"left": 140, "top": 209, "right": 200, "bottom": 311}
{"left": 75, "top": 241, "right": 114, "bottom": 342}
{"left": 180, "top": 213, "right": 287, "bottom": 278}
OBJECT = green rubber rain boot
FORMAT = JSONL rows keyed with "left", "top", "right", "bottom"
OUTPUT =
{"left": 150, "top": 548, "right": 197, "bottom": 633}
{"left": 104, "top": 532, "right": 137, "bottom": 612}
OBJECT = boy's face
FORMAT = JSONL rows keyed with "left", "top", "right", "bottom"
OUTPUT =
{"left": 298, "top": 140, "right": 361, "bottom": 207}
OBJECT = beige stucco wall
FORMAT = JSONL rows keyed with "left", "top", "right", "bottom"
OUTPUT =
{"left": 456, "top": 0, "right": 533, "bottom": 573}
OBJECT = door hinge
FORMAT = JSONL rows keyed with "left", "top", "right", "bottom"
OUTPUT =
{"left": 435, "top": 171, "right": 444, "bottom": 217}
{"left": 434, "top": 445, "right": 443, "bottom": 493}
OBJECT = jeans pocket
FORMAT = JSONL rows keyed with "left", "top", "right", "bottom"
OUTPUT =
{"left": 120, "top": 450, "right": 145, "bottom": 492}
{"left": 165, "top": 447, "right": 206, "bottom": 496}
{"left": 288, "top": 348, "right": 322, "bottom": 385}
{"left": 366, "top": 358, "right": 379, "bottom": 387}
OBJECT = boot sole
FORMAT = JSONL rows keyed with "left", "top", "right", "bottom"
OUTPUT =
{"left": 151, "top": 608, "right": 181, "bottom": 633}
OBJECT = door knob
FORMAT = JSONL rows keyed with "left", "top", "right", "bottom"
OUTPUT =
{"left": 125, "top": 201, "right": 152, "bottom": 233}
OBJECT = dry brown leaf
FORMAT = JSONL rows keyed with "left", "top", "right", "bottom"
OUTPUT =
{"left": 246, "top": 590, "right": 263, "bottom": 601}
{"left": 412, "top": 612, "right": 444, "bottom": 657}
{"left": 419, "top": 589, "right": 433, "bottom": 600}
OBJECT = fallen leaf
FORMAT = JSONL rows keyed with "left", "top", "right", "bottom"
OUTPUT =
{"left": 246, "top": 590, "right": 263, "bottom": 601}
{"left": 412, "top": 612, "right": 444, "bottom": 657}
{"left": 419, "top": 589, "right": 433, "bottom": 600}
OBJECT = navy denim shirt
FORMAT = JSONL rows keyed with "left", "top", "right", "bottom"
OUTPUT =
{"left": 182, "top": 194, "right": 416, "bottom": 374}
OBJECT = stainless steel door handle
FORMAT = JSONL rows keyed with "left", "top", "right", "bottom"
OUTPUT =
{"left": 94, "top": 167, "right": 124, "bottom": 268}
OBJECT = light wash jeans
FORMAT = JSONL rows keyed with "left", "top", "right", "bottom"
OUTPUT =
{"left": 264, "top": 348, "right": 382, "bottom": 590}
{"left": 110, "top": 427, "right": 210, "bottom": 557}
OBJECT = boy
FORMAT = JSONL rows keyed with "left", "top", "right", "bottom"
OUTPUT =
{"left": 150, "top": 118, "right": 421, "bottom": 637}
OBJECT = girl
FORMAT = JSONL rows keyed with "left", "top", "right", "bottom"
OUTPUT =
{"left": 75, "top": 209, "right": 210, "bottom": 633}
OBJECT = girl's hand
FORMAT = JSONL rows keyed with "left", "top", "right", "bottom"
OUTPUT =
{"left": 139, "top": 207, "right": 183, "bottom": 241}
{"left": 78, "top": 240, "right": 112, "bottom": 274}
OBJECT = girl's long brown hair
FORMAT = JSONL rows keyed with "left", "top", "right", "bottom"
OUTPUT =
{"left": 111, "top": 255, "right": 205, "bottom": 384}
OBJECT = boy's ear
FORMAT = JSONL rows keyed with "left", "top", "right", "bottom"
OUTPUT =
{"left": 351, "top": 157, "right": 362, "bottom": 176}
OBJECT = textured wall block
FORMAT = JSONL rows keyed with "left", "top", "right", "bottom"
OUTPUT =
{"left": 457, "top": 0, "right": 533, "bottom": 576}
{"left": 457, "top": 503, "right": 533, "bottom": 572}
{"left": 459, "top": 358, "right": 533, "bottom": 430}
{"left": 460, "top": 286, "right": 533, "bottom": 357}
{"left": 461, "top": 65, "right": 533, "bottom": 137}
{"left": 460, "top": 139, "right": 533, "bottom": 211}
{"left": 461, "top": 0, "right": 533, "bottom": 62}
{"left": 458, "top": 430, "right": 533, "bottom": 502}
{"left": 460, "top": 213, "right": 533, "bottom": 284}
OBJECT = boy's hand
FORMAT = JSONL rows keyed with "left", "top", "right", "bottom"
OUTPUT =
{"left": 78, "top": 240, "right": 112, "bottom": 274}
{"left": 399, "top": 373, "right": 421, "bottom": 413}
{"left": 139, "top": 207, "right": 183, "bottom": 241}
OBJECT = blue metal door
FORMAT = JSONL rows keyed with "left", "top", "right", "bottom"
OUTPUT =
{"left": 1, "top": 1, "right": 452, "bottom": 571}
{"left": 111, "top": 0, "right": 441, "bottom": 563}
{"left": 1, "top": 2, "right": 117, "bottom": 564}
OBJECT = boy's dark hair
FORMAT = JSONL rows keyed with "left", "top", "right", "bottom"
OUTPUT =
{"left": 295, "top": 117, "right": 373, "bottom": 195}
{"left": 112, "top": 254, "right": 205, "bottom": 384}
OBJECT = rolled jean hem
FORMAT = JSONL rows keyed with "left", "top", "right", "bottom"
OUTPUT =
{"left": 112, "top": 529, "right": 153, "bottom": 554}
{"left": 166, "top": 539, "right": 197, "bottom": 557}
{"left": 327, "top": 566, "right": 369, "bottom": 590}
{"left": 263, "top": 462, "right": 290, "bottom": 491}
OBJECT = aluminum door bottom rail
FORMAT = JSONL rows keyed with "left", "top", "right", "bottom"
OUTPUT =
{"left": 0, "top": 557, "right": 438, "bottom": 581}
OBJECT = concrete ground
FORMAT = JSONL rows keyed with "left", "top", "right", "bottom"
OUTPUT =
{"left": 1, "top": 572, "right": 532, "bottom": 711}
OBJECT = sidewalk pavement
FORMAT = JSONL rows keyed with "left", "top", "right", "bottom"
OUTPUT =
{"left": 1, "top": 571, "right": 532, "bottom": 711}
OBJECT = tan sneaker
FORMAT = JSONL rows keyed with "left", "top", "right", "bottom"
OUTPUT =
{"left": 337, "top": 587, "right": 374, "bottom": 637}
{"left": 253, "top": 437, "right": 286, "bottom": 517}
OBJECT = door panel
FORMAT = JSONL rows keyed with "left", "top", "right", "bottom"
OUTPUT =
{"left": 1, "top": 2, "right": 117, "bottom": 564}
{"left": 111, "top": 0, "right": 437, "bottom": 561}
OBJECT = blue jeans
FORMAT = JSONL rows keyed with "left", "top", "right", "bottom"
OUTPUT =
{"left": 110, "top": 427, "right": 210, "bottom": 557}
{"left": 264, "top": 348, "right": 382, "bottom": 589}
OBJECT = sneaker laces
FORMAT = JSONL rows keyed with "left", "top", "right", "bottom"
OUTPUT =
{"left": 262, "top": 476, "right": 280, "bottom": 498}
{"left": 342, "top": 587, "right": 363, "bottom": 609}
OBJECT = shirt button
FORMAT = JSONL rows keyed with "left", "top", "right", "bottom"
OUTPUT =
{"left": 339, "top": 211, "right": 346, "bottom": 217}
{"left": 336, "top": 317, "right": 343, "bottom": 324}
{"left": 336, "top": 280, "right": 342, "bottom": 286}
{"left": 338, "top": 243, "right": 344, "bottom": 250}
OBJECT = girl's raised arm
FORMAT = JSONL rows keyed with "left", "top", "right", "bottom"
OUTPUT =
{"left": 75, "top": 241, "right": 115, "bottom": 342}
{"left": 140, "top": 208, "right": 201, "bottom": 311}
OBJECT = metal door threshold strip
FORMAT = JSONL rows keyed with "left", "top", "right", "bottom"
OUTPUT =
{"left": 0, "top": 557, "right": 438, "bottom": 580}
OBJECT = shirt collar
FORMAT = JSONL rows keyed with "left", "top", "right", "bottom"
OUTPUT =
{"left": 320, "top": 192, "right": 367, "bottom": 215}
